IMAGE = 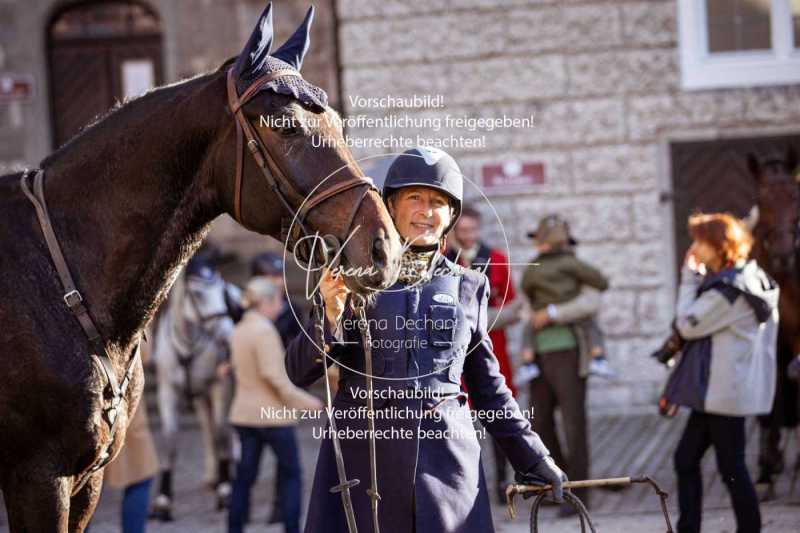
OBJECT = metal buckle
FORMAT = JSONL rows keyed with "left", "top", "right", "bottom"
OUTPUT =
{"left": 63, "top": 289, "right": 83, "bottom": 308}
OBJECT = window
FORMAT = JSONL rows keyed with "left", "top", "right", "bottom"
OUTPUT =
{"left": 678, "top": 0, "right": 800, "bottom": 89}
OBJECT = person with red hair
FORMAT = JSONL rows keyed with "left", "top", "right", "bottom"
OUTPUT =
{"left": 663, "top": 212, "right": 778, "bottom": 533}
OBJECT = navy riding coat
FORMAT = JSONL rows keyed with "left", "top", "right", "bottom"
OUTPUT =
{"left": 286, "top": 255, "right": 549, "bottom": 533}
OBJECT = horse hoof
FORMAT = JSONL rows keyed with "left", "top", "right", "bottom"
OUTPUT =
{"left": 756, "top": 481, "right": 775, "bottom": 502}
{"left": 216, "top": 482, "right": 232, "bottom": 511}
{"left": 267, "top": 506, "right": 284, "bottom": 525}
{"left": 149, "top": 494, "right": 174, "bottom": 522}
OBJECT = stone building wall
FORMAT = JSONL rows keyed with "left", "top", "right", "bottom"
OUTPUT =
{"left": 336, "top": 0, "right": 800, "bottom": 412}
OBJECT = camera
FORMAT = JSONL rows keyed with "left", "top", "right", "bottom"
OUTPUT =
{"left": 650, "top": 325, "right": 684, "bottom": 366}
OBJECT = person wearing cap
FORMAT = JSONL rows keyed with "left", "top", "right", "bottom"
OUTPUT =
{"left": 227, "top": 277, "right": 323, "bottom": 533}
{"left": 286, "top": 147, "right": 567, "bottom": 533}
{"left": 520, "top": 214, "right": 610, "bottom": 512}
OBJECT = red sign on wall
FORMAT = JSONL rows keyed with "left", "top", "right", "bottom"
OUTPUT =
{"left": 0, "top": 74, "right": 34, "bottom": 102}
{"left": 481, "top": 161, "right": 545, "bottom": 191}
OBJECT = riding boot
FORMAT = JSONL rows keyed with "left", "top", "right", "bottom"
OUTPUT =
{"left": 150, "top": 469, "right": 174, "bottom": 522}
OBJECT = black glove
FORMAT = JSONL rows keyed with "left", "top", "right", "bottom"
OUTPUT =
{"left": 515, "top": 456, "right": 568, "bottom": 503}
{"left": 788, "top": 356, "right": 800, "bottom": 381}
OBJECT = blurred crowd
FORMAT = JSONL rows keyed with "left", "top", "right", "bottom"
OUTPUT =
{"left": 101, "top": 204, "right": 798, "bottom": 533}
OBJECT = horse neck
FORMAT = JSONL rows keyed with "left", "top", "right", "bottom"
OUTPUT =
{"left": 39, "top": 72, "right": 229, "bottom": 351}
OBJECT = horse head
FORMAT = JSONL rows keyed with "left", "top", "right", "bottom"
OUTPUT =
{"left": 213, "top": 4, "right": 401, "bottom": 294}
{"left": 747, "top": 146, "right": 800, "bottom": 275}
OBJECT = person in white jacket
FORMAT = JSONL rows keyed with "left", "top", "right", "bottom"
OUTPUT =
{"left": 665, "top": 213, "right": 778, "bottom": 533}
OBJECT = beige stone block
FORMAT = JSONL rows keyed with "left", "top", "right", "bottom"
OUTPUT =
{"left": 535, "top": 98, "right": 626, "bottom": 147}
{"left": 566, "top": 49, "right": 678, "bottom": 97}
{"left": 636, "top": 288, "right": 674, "bottom": 335}
{"left": 621, "top": 1, "right": 676, "bottom": 46}
{"left": 627, "top": 92, "right": 716, "bottom": 141}
{"left": 597, "top": 289, "right": 637, "bottom": 335}
{"left": 743, "top": 86, "right": 800, "bottom": 123}
{"left": 632, "top": 192, "right": 663, "bottom": 240}
{"left": 712, "top": 89, "right": 748, "bottom": 123}
{"left": 572, "top": 144, "right": 659, "bottom": 193}
{"left": 472, "top": 193, "right": 633, "bottom": 251}
{"left": 577, "top": 241, "right": 665, "bottom": 289}
{"left": 337, "top": 0, "right": 575, "bottom": 20}
{"left": 341, "top": 5, "right": 622, "bottom": 66}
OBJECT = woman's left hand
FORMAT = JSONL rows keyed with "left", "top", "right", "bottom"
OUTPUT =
{"left": 684, "top": 244, "right": 706, "bottom": 275}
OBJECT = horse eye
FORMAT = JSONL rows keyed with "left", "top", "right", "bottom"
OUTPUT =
{"left": 274, "top": 124, "right": 301, "bottom": 137}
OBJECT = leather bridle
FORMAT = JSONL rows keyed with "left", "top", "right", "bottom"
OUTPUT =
{"left": 229, "top": 67, "right": 390, "bottom": 531}
{"left": 20, "top": 169, "right": 141, "bottom": 496}
{"left": 225, "top": 67, "right": 377, "bottom": 264}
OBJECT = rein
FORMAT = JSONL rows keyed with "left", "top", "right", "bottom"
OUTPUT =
{"left": 225, "top": 67, "right": 376, "bottom": 263}
{"left": 20, "top": 169, "right": 141, "bottom": 496}
{"left": 228, "top": 67, "right": 385, "bottom": 531}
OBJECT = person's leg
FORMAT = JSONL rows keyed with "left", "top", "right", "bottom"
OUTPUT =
{"left": 122, "top": 478, "right": 153, "bottom": 533}
{"left": 268, "top": 463, "right": 284, "bottom": 524}
{"left": 528, "top": 357, "right": 564, "bottom": 468}
{"left": 709, "top": 414, "right": 761, "bottom": 533}
{"left": 546, "top": 350, "right": 589, "bottom": 507}
{"left": 262, "top": 426, "right": 302, "bottom": 533}
{"left": 674, "top": 411, "right": 711, "bottom": 533}
{"left": 228, "top": 426, "right": 265, "bottom": 533}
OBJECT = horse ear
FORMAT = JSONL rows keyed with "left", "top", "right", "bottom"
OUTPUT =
{"left": 272, "top": 6, "right": 314, "bottom": 71}
{"left": 234, "top": 3, "right": 274, "bottom": 80}
{"left": 747, "top": 153, "right": 761, "bottom": 181}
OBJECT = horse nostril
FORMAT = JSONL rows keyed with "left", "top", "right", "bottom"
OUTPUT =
{"left": 372, "top": 237, "right": 387, "bottom": 269}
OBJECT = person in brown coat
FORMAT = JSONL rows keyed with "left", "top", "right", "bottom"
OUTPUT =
{"left": 227, "top": 277, "right": 322, "bottom": 533}
{"left": 104, "top": 332, "right": 159, "bottom": 533}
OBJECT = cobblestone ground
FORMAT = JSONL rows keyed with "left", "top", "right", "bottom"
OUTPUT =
{"left": 2, "top": 414, "right": 799, "bottom": 532}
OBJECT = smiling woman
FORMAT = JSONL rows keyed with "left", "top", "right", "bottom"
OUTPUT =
{"left": 285, "top": 146, "right": 568, "bottom": 533}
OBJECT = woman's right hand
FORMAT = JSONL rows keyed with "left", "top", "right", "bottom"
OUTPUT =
{"left": 320, "top": 269, "right": 350, "bottom": 328}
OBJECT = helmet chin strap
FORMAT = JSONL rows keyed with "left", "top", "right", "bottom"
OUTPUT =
{"left": 407, "top": 241, "right": 439, "bottom": 253}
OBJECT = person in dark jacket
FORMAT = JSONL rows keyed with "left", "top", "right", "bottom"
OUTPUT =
{"left": 286, "top": 146, "right": 567, "bottom": 533}
{"left": 665, "top": 213, "right": 778, "bottom": 533}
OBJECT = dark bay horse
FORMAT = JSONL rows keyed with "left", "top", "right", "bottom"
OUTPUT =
{"left": 0, "top": 4, "right": 401, "bottom": 531}
{"left": 746, "top": 147, "right": 800, "bottom": 496}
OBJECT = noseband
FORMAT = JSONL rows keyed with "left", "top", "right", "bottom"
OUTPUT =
{"left": 226, "top": 68, "right": 376, "bottom": 265}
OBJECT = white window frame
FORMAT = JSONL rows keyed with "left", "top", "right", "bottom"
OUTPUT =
{"left": 678, "top": 0, "right": 800, "bottom": 90}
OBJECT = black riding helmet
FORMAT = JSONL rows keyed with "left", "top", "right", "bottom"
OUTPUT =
{"left": 382, "top": 147, "right": 464, "bottom": 235}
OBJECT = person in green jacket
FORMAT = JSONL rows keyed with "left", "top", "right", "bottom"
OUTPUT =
{"left": 518, "top": 214, "right": 610, "bottom": 513}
